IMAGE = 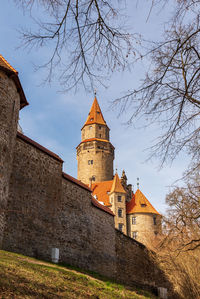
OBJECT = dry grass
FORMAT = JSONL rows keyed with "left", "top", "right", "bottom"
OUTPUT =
{"left": 0, "top": 250, "right": 157, "bottom": 299}
{"left": 147, "top": 238, "right": 200, "bottom": 299}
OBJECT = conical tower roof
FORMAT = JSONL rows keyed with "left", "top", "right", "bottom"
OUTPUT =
{"left": 83, "top": 97, "right": 107, "bottom": 128}
{"left": 126, "top": 189, "right": 160, "bottom": 215}
{"left": 110, "top": 173, "right": 126, "bottom": 194}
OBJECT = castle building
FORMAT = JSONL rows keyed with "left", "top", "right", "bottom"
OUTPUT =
{"left": 77, "top": 97, "right": 162, "bottom": 244}
{"left": 0, "top": 54, "right": 173, "bottom": 294}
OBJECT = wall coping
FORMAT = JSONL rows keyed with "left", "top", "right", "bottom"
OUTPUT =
{"left": 91, "top": 197, "right": 115, "bottom": 216}
{"left": 115, "top": 229, "right": 146, "bottom": 249}
{"left": 17, "top": 132, "right": 63, "bottom": 163}
{"left": 62, "top": 172, "right": 92, "bottom": 192}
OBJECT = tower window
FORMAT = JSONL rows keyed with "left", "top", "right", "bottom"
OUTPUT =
{"left": 118, "top": 223, "right": 123, "bottom": 232}
{"left": 132, "top": 216, "right": 136, "bottom": 225}
{"left": 118, "top": 208, "right": 123, "bottom": 218}
{"left": 132, "top": 231, "right": 137, "bottom": 239}
{"left": 88, "top": 160, "right": 93, "bottom": 165}
{"left": 117, "top": 195, "right": 122, "bottom": 202}
{"left": 153, "top": 216, "right": 157, "bottom": 225}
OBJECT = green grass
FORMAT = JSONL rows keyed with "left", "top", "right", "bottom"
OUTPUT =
{"left": 0, "top": 250, "right": 157, "bottom": 298}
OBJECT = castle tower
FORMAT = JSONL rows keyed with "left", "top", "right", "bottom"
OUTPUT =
{"left": 126, "top": 188, "right": 162, "bottom": 244}
{"left": 0, "top": 55, "right": 28, "bottom": 246}
{"left": 109, "top": 173, "right": 127, "bottom": 234}
{"left": 77, "top": 97, "right": 114, "bottom": 185}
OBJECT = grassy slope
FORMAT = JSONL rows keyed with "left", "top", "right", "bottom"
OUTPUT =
{"left": 0, "top": 250, "right": 157, "bottom": 299}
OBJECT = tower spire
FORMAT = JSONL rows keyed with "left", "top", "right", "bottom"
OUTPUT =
{"left": 137, "top": 177, "right": 140, "bottom": 189}
{"left": 82, "top": 97, "right": 107, "bottom": 128}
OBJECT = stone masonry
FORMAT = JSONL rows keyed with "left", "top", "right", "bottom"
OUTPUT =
{"left": 0, "top": 56, "right": 174, "bottom": 296}
{"left": 0, "top": 70, "right": 21, "bottom": 246}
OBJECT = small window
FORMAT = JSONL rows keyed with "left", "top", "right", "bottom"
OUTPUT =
{"left": 132, "top": 216, "right": 136, "bottom": 225}
{"left": 88, "top": 160, "right": 93, "bottom": 165}
{"left": 154, "top": 231, "right": 158, "bottom": 236}
{"left": 153, "top": 216, "right": 157, "bottom": 225}
{"left": 118, "top": 223, "right": 123, "bottom": 232}
{"left": 141, "top": 203, "right": 146, "bottom": 207}
{"left": 90, "top": 118, "right": 94, "bottom": 121}
{"left": 132, "top": 231, "right": 137, "bottom": 239}
{"left": 97, "top": 111, "right": 100, "bottom": 114}
{"left": 118, "top": 208, "right": 123, "bottom": 218}
{"left": 89, "top": 126, "right": 92, "bottom": 130}
{"left": 118, "top": 195, "right": 122, "bottom": 202}
{"left": 99, "top": 134, "right": 102, "bottom": 138}
{"left": 99, "top": 126, "right": 101, "bottom": 129}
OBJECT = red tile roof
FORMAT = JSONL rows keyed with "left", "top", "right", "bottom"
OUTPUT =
{"left": 91, "top": 180, "right": 113, "bottom": 206}
{"left": 17, "top": 132, "right": 63, "bottom": 163}
{"left": 83, "top": 97, "right": 107, "bottom": 129}
{"left": 126, "top": 189, "right": 160, "bottom": 215}
{"left": 110, "top": 173, "right": 126, "bottom": 194}
{"left": 0, "top": 54, "right": 28, "bottom": 109}
{"left": 62, "top": 172, "right": 91, "bottom": 192}
{"left": 91, "top": 197, "right": 114, "bottom": 216}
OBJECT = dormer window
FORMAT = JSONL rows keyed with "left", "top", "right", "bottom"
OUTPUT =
{"left": 141, "top": 203, "right": 146, "bottom": 207}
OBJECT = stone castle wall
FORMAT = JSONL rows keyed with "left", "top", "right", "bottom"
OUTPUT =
{"left": 2, "top": 134, "right": 116, "bottom": 278}
{"left": 1, "top": 133, "right": 170, "bottom": 292}
{"left": 115, "top": 230, "right": 173, "bottom": 293}
{"left": 0, "top": 71, "right": 20, "bottom": 246}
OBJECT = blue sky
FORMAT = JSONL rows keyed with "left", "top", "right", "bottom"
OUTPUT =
{"left": 0, "top": 1, "right": 189, "bottom": 214}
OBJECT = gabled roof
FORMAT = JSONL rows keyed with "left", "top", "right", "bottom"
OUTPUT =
{"left": 126, "top": 189, "right": 160, "bottom": 215}
{"left": 110, "top": 173, "right": 126, "bottom": 194}
{"left": 83, "top": 97, "right": 107, "bottom": 128}
{"left": 0, "top": 54, "right": 28, "bottom": 109}
{"left": 91, "top": 180, "right": 113, "bottom": 206}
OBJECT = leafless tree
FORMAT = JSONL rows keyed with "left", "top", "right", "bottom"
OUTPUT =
{"left": 115, "top": 0, "right": 200, "bottom": 165}
{"left": 160, "top": 165, "right": 200, "bottom": 252}
{"left": 14, "top": 0, "right": 200, "bottom": 166}
{"left": 15, "top": 0, "right": 135, "bottom": 91}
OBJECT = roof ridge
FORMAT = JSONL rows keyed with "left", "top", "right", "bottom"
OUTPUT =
{"left": 0, "top": 54, "right": 18, "bottom": 73}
